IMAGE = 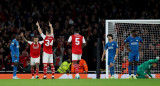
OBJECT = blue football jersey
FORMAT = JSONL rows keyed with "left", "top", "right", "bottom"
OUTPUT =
{"left": 124, "top": 36, "right": 143, "bottom": 52}
{"left": 10, "top": 39, "right": 19, "bottom": 55}
{"left": 105, "top": 41, "right": 118, "bottom": 58}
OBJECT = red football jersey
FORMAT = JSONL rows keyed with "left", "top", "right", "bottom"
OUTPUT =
{"left": 68, "top": 33, "right": 86, "bottom": 54}
{"left": 28, "top": 41, "right": 43, "bottom": 58}
{"left": 41, "top": 33, "right": 54, "bottom": 54}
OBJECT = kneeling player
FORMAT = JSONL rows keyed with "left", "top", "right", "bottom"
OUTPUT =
{"left": 136, "top": 56, "right": 160, "bottom": 79}
{"left": 21, "top": 33, "right": 43, "bottom": 79}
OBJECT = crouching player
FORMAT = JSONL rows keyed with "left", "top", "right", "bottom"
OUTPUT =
{"left": 101, "top": 34, "right": 118, "bottom": 79}
{"left": 136, "top": 56, "right": 160, "bottom": 79}
{"left": 21, "top": 33, "right": 43, "bottom": 79}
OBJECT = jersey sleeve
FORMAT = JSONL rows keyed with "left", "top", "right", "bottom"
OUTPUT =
{"left": 51, "top": 34, "right": 54, "bottom": 38}
{"left": 41, "top": 33, "right": 46, "bottom": 39}
{"left": 104, "top": 43, "right": 108, "bottom": 50}
{"left": 124, "top": 37, "right": 129, "bottom": 43}
{"left": 82, "top": 37, "right": 86, "bottom": 43}
{"left": 10, "top": 40, "right": 15, "bottom": 55}
{"left": 28, "top": 41, "right": 33, "bottom": 45}
{"left": 68, "top": 36, "right": 72, "bottom": 42}
{"left": 115, "top": 42, "right": 118, "bottom": 48}
{"left": 39, "top": 41, "right": 44, "bottom": 44}
{"left": 147, "top": 59, "right": 158, "bottom": 64}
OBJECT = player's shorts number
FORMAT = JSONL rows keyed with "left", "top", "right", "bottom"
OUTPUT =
{"left": 75, "top": 38, "right": 80, "bottom": 45}
{"left": 45, "top": 40, "right": 53, "bottom": 46}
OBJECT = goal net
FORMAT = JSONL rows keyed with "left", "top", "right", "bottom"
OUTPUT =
{"left": 105, "top": 20, "right": 160, "bottom": 79}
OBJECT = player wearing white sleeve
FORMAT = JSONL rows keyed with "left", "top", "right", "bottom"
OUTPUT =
{"left": 21, "top": 33, "right": 43, "bottom": 79}
{"left": 68, "top": 28, "right": 86, "bottom": 79}
{"left": 36, "top": 21, "right": 55, "bottom": 79}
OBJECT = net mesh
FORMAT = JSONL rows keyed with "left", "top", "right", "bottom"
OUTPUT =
{"left": 107, "top": 22, "right": 160, "bottom": 78}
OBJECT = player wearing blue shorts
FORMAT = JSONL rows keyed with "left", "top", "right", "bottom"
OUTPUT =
{"left": 124, "top": 30, "right": 143, "bottom": 79}
{"left": 101, "top": 34, "right": 118, "bottom": 79}
{"left": 10, "top": 35, "right": 20, "bottom": 79}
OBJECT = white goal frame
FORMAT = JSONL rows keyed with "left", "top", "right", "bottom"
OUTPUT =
{"left": 105, "top": 20, "right": 160, "bottom": 79}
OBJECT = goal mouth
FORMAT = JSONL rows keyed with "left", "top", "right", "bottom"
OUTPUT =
{"left": 105, "top": 20, "right": 160, "bottom": 79}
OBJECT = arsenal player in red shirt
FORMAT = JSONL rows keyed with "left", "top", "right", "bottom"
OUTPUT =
{"left": 68, "top": 28, "right": 86, "bottom": 79}
{"left": 36, "top": 21, "right": 55, "bottom": 79}
{"left": 21, "top": 33, "right": 43, "bottom": 79}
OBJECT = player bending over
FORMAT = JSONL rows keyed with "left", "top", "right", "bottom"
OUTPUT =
{"left": 36, "top": 21, "right": 55, "bottom": 79}
{"left": 10, "top": 34, "right": 20, "bottom": 79}
{"left": 101, "top": 34, "right": 118, "bottom": 79}
{"left": 124, "top": 30, "right": 143, "bottom": 79}
{"left": 21, "top": 33, "right": 43, "bottom": 79}
{"left": 136, "top": 57, "right": 160, "bottom": 79}
{"left": 68, "top": 28, "right": 86, "bottom": 79}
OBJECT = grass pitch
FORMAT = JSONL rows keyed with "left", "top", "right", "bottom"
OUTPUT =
{"left": 0, "top": 79, "right": 160, "bottom": 86}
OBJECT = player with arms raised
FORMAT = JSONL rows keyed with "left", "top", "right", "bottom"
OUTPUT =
{"left": 21, "top": 33, "right": 43, "bottom": 79}
{"left": 101, "top": 34, "right": 118, "bottom": 79}
{"left": 36, "top": 21, "right": 55, "bottom": 79}
{"left": 68, "top": 28, "right": 86, "bottom": 79}
{"left": 124, "top": 30, "right": 143, "bottom": 79}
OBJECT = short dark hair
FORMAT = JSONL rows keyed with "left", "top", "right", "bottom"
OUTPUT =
{"left": 74, "top": 28, "right": 80, "bottom": 33}
{"left": 34, "top": 35, "right": 39, "bottom": 38}
{"left": 131, "top": 30, "right": 137, "bottom": 33}
{"left": 107, "top": 34, "right": 113, "bottom": 39}
{"left": 46, "top": 29, "right": 51, "bottom": 34}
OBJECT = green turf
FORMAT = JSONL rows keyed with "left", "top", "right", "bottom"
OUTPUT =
{"left": 0, "top": 79, "right": 160, "bottom": 86}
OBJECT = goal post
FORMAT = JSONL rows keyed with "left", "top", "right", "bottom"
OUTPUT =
{"left": 105, "top": 20, "right": 160, "bottom": 79}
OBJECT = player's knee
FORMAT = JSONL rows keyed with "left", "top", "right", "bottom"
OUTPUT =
{"left": 43, "top": 64, "right": 47, "bottom": 67}
{"left": 31, "top": 65, "right": 34, "bottom": 69}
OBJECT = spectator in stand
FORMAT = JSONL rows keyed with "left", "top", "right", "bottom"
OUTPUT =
{"left": 0, "top": 54, "right": 4, "bottom": 70}
{"left": 71, "top": 59, "right": 88, "bottom": 73}
{"left": 19, "top": 50, "right": 30, "bottom": 68}
{"left": 3, "top": 55, "right": 12, "bottom": 70}
{"left": 121, "top": 56, "right": 129, "bottom": 74}
{"left": 0, "top": 0, "right": 160, "bottom": 71}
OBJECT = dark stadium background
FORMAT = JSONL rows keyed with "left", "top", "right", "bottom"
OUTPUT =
{"left": 0, "top": 0, "right": 160, "bottom": 73}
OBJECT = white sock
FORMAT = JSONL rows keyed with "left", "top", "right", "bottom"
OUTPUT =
{"left": 44, "top": 75, "right": 46, "bottom": 78}
{"left": 52, "top": 75, "right": 54, "bottom": 77}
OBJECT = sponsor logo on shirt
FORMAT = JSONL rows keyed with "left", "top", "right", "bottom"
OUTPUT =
{"left": 108, "top": 47, "right": 113, "bottom": 49}
{"left": 131, "top": 42, "right": 138, "bottom": 45}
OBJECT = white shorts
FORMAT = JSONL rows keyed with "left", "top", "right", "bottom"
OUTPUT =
{"left": 43, "top": 52, "right": 53, "bottom": 64}
{"left": 30, "top": 57, "right": 40, "bottom": 65}
{"left": 72, "top": 54, "right": 82, "bottom": 61}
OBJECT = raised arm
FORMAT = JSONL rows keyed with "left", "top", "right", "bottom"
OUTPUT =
{"left": 20, "top": 33, "right": 28, "bottom": 43}
{"left": 36, "top": 21, "right": 42, "bottom": 34}
{"left": 49, "top": 22, "right": 54, "bottom": 35}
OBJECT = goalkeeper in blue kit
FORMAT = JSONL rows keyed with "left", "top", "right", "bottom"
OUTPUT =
{"left": 136, "top": 57, "right": 160, "bottom": 79}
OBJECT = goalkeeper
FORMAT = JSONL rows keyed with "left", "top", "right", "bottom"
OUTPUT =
{"left": 136, "top": 56, "right": 159, "bottom": 79}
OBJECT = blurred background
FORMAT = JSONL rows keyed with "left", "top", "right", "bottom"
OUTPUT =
{"left": 0, "top": 0, "right": 160, "bottom": 73}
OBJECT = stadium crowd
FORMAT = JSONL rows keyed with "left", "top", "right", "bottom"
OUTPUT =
{"left": 0, "top": 0, "right": 160, "bottom": 72}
